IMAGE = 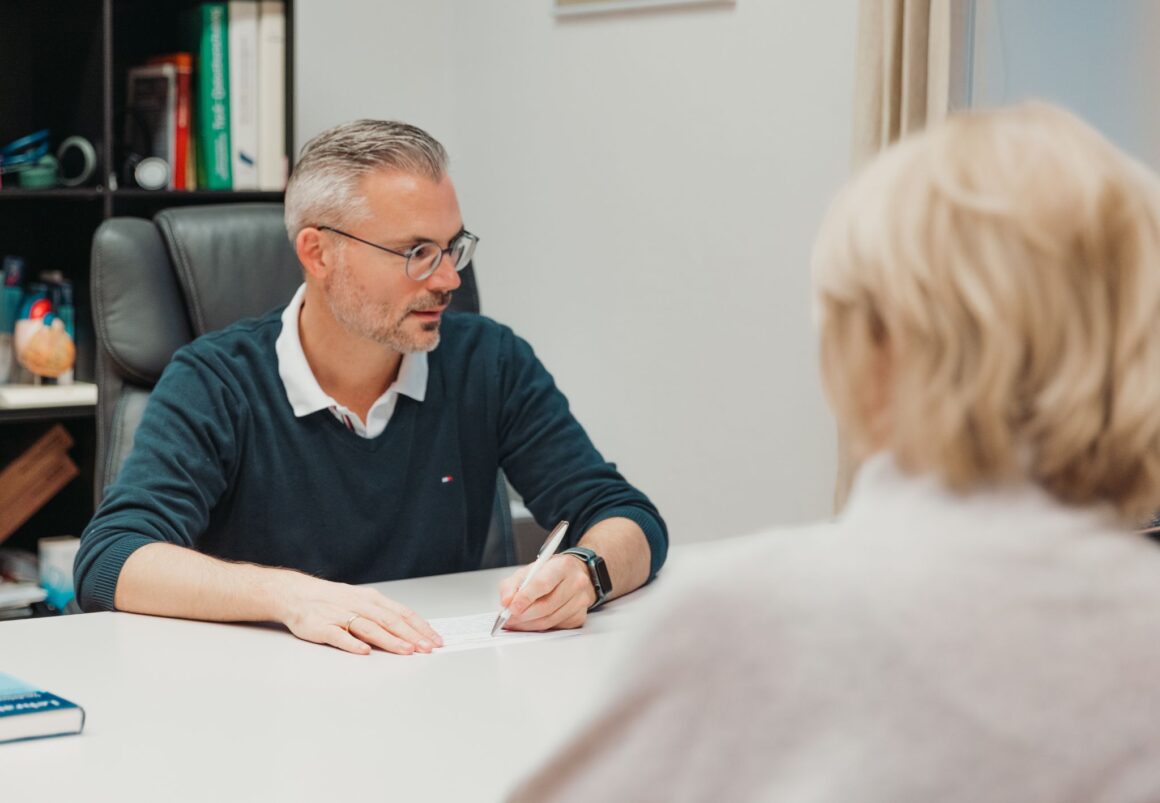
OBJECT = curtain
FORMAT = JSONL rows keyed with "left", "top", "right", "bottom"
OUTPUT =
{"left": 834, "top": 0, "right": 968, "bottom": 510}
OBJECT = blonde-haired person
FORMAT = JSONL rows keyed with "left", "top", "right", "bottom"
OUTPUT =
{"left": 511, "top": 102, "right": 1160, "bottom": 803}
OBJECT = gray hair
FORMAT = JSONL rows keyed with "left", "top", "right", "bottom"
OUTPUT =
{"left": 284, "top": 119, "right": 449, "bottom": 242}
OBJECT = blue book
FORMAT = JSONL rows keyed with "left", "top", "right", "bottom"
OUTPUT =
{"left": 0, "top": 673, "right": 85, "bottom": 744}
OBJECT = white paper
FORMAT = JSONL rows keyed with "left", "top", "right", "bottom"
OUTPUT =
{"left": 426, "top": 612, "right": 581, "bottom": 653}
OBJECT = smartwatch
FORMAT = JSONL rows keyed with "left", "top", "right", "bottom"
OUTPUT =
{"left": 561, "top": 546, "right": 612, "bottom": 610}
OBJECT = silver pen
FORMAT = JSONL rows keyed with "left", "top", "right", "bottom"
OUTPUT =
{"left": 491, "top": 520, "right": 570, "bottom": 636}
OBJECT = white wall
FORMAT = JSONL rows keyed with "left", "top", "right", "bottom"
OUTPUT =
{"left": 972, "top": 0, "right": 1160, "bottom": 169}
{"left": 296, "top": 1, "right": 858, "bottom": 542}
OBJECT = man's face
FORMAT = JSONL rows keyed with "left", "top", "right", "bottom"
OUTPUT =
{"left": 322, "top": 169, "right": 464, "bottom": 353}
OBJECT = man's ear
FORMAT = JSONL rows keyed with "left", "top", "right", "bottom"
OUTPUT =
{"left": 296, "top": 227, "right": 333, "bottom": 282}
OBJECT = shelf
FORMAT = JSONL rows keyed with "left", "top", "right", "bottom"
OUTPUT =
{"left": 0, "top": 189, "right": 105, "bottom": 201}
{"left": 0, "top": 405, "right": 96, "bottom": 424}
{"left": 112, "top": 190, "right": 284, "bottom": 201}
{"left": 0, "top": 0, "right": 295, "bottom": 551}
{"left": 0, "top": 188, "right": 283, "bottom": 202}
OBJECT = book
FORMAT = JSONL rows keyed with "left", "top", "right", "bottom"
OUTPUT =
{"left": 0, "top": 382, "right": 97, "bottom": 409}
{"left": 189, "top": 2, "right": 233, "bottom": 189}
{"left": 124, "top": 63, "right": 177, "bottom": 188}
{"left": 0, "top": 673, "right": 85, "bottom": 744}
{"left": 147, "top": 53, "right": 194, "bottom": 190}
{"left": 228, "top": 1, "right": 260, "bottom": 189}
{"left": 257, "top": 0, "right": 287, "bottom": 190}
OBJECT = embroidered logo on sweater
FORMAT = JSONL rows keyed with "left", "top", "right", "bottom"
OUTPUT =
{"left": 441, "top": 475, "right": 454, "bottom": 484}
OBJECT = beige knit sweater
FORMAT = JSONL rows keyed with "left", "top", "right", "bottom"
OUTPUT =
{"left": 512, "top": 454, "right": 1160, "bottom": 802}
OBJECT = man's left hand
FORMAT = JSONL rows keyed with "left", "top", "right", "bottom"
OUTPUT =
{"left": 497, "top": 554, "right": 595, "bottom": 631}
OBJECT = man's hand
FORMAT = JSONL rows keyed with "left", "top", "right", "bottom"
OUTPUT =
{"left": 497, "top": 554, "right": 595, "bottom": 632}
{"left": 274, "top": 572, "right": 444, "bottom": 656}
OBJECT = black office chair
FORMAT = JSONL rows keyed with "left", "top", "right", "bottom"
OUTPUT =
{"left": 90, "top": 203, "right": 514, "bottom": 568}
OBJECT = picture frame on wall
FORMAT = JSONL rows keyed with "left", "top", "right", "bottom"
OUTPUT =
{"left": 555, "top": 0, "right": 735, "bottom": 16}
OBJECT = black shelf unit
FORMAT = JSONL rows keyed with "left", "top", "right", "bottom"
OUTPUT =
{"left": 0, "top": 0, "right": 294, "bottom": 555}
{"left": 0, "top": 406, "right": 98, "bottom": 424}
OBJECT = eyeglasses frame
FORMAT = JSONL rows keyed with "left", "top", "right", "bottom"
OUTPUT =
{"left": 316, "top": 224, "right": 479, "bottom": 281}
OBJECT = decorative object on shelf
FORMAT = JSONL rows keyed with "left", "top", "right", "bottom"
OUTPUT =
{"left": 55, "top": 136, "right": 98, "bottom": 188}
{"left": 0, "top": 131, "right": 96, "bottom": 190}
{"left": 0, "top": 256, "right": 25, "bottom": 384}
{"left": 38, "top": 535, "right": 80, "bottom": 610}
{"left": 16, "top": 318, "right": 75, "bottom": 379}
{"left": 555, "top": 0, "right": 734, "bottom": 15}
{"left": 0, "top": 424, "right": 78, "bottom": 546}
{"left": 146, "top": 53, "right": 193, "bottom": 189}
{"left": 0, "top": 547, "right": 46, "bottom": 620}
{"left": 4, "top": 270, "right": 78, "bottom": 383}
{"left": 124, "top": 63, "right": 177, "bottom": 190}
{"left": 0, "top": 130, "right": 50, "bottom": 190}
{"left": 130, "top": 156, "right": 171, "bottom": 190}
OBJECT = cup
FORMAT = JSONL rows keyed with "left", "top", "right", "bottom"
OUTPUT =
{"left": 38, "top": 535, "right": 80, "bottom": 610}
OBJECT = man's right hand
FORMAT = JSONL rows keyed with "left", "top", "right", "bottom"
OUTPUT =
{"left": 112, "top": 543, "right": 441, "bottom": 656}
{"left": 273, "top": 572, "right": 444, "bottom": 655}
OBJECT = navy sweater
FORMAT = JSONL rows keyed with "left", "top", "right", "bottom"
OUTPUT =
{"left": 75, "top": 309, "right": 667, "bottom": 611}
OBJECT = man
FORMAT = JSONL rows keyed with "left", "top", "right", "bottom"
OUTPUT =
{"left": 74, "top": 120, "right": 666, "bottom": 656}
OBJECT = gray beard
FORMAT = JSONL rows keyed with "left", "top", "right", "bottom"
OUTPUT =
{"left": 324, "top": 268, "right": 450, "bottom": 353}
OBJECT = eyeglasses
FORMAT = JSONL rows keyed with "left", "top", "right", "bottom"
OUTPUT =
{"left": 317, "top": 225, "right": 479, "bottom": 281}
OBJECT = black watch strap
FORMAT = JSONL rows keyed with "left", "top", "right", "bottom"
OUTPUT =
{"left": 561, "top": 546, "right": 612, "bottom": 610}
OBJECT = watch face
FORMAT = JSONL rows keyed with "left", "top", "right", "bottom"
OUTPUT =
{"left": 564, "top": 548, "right": 611, "bottom": 607}
{"left": 592, "top": 555, "right": 612, "bottom": 596}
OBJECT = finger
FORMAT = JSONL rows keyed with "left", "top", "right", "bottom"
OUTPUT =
{"left": 368, "top": 595, "right": 444, "bottom": 647}
{"left": 319, "top": 625, "right": 373, "bottom": 655}
{"left": 348, "top": 617, "right": 417, "bottom": 655}
{"left": 508, "top": 561, "right": 593, "bottom": 629}
{"left": 498, "top": 566, "right": 529, "bottom": 607}
{"left": 508, "top": 597, "right": 589, "bottom": 632}
{"left": 375, "top": 611, "right": 437, "bottom": 653}
{"left": 508, "top": 560, "right": 571, "bottom": 617}
{"left": 371, "top": 603, "right": 441, "bottom": 649}
{"left": 507, "top": 593, "right": 570, "bottom": 631}
{"left": 509, "top": 580, "right": 571, "bottom": 625}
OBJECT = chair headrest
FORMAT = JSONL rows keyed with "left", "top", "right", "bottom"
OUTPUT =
{"left": 155, "top": 203, "right": 302, "bottom": 336}
{"left": 92, "top": 217, "right": 194, "bottom": 386}
{"left": 92, "top": 203, "right": 302, "bottom": 386}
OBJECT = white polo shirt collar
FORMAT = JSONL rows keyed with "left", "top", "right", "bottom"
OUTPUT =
{"left": 275, "top": 284, "right": 427, "bottom": 438}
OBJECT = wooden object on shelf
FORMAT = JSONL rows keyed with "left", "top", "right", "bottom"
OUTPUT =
{"left": 0, "top": 425, "right": 79, "bottom": 545}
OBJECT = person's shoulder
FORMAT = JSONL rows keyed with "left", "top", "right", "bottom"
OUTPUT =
{"left": 437, "top": 311, "right": 525, "bottom": 366}
{"left": 180, "top": 306, "right": 284, "bottom": 359}
{"left": 168, "top": 306, "right": 284, "bottom": 382}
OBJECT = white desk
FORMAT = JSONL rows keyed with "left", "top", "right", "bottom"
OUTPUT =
{"left": 0, "top": 550, "right": 700, "bottom": 801}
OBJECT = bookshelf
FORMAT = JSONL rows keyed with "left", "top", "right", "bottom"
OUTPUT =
{"left": 0, "top": 0, "right": 294, "bottom": 558}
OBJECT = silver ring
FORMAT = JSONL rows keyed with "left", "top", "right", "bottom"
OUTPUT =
{"left": 344, "top": 614, "right": 361, "bottom": 634}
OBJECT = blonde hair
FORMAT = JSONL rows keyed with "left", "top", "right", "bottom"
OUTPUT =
{"left": 814, "top": 102, "right": 1160, "bottom": 522}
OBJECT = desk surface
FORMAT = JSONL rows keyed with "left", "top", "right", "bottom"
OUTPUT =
{"left": 0, "top": 549, "right": 704, "bottom": 801}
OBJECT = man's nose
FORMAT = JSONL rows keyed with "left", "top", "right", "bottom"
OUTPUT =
{"left": 425, "top": 255, "right": 462, "bottom": 293}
